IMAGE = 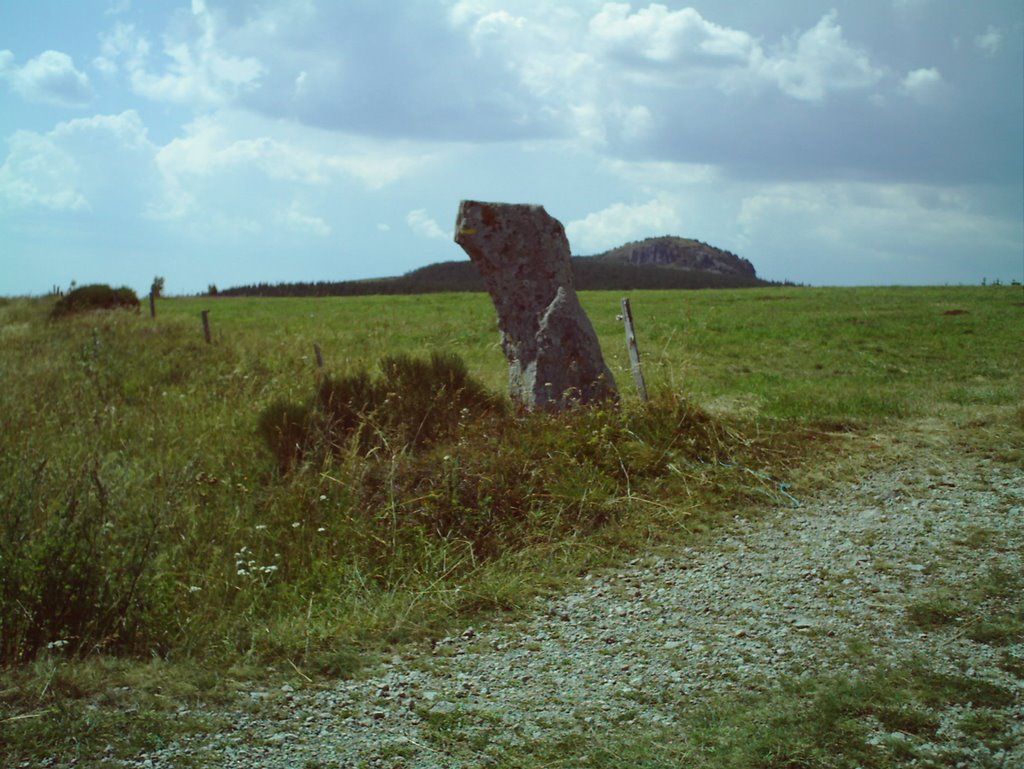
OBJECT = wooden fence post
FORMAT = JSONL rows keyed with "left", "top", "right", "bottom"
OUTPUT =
{"left": 620, "top": 297, "right": 648, "bottom": 402}
{"left": 201, "top": 310, "right": 211, "bottom": 344}
{"left": 313, "top": 343, "right": 325, "bottom": 370}
{"left": 149, "top": 291, "right": 156, "bottom": 319}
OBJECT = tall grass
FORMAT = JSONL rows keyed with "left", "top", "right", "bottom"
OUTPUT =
{"left": 0, "top": 298, "right": 756, "bottom": 667}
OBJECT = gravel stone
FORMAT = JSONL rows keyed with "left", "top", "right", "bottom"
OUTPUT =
{"left": 119, "top": 442, "right": 1022, "bottom": 768}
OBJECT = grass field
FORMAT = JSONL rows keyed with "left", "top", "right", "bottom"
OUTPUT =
{"left": 1, "top": 284, "right": 1021, "bottom": 766}
{"left": 162, "top": 285, "right": 1023, "bottom": 421}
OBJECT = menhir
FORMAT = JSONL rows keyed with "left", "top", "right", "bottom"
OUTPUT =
{"left": 454, "top": 200, "right": 617, "bottom": 411}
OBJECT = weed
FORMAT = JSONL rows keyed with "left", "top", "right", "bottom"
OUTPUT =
{"left": 968, "top": 614, "right": 1024, "bottom": 646}
{"left": 905, "top": 562, "right": 1023, "bottom": 645}
{"left": 0, "top": 454, "right": 170, "bottom": 662}
{"left": 996, "top": 650, "right": 1024, "bottom": 678}
{"left": 955, "top": 524, "right": 998, "bottom": 549}
{"left": 0, "top": 657, "right": 223, "bottom": 766}
{"left": 905, "top": 593, "right": 967, "bottom": 630}
{"left": 257, "top": 399, "right": 317, "bottom": 471}
{"left": 958, "top": 710, "right": 1012, "bottom": 744}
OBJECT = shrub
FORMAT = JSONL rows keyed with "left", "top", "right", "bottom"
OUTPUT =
{"left": 50, "top": 284, "right": 140, "bottom": 319}
{"left": 257, "top": 400, "right": 318, "bottom": 472}
{"left": 260, "top": 351, "right": 503, "bottom": 468}
{"left": 362, "top": 351, "right": 500, "bottom": 448}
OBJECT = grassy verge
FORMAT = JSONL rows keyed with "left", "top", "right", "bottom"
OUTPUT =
{"left": 1, "top": 285, "right": 1021, "bottom": 766}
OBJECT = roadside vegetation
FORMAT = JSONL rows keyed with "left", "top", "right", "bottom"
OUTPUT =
{"left": 1, "top": 285, "right": 1021, "bottom": 766}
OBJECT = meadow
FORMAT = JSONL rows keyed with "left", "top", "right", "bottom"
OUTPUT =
{"left": 1, "top": 284, "right": 1021, "bottom": 765}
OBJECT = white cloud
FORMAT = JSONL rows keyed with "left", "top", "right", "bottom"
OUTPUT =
{"left": 615, "top": 103, "right": 653, "bottom": 140}
{"left": 566, "top": 199, "right": 681, "bottom": 253}
{"left": 602, "top": 158, "right": 721, "bottom": 190}
{"left": 99, "top": 3, "right": 263, "bottom": 108}
{"left": 975, "top": 26, "right": 1003, "bottom": 57}
{"left": 468, "top": 10, "right": 528, "bottom": 54}
{"left": 736, "top": 181, "right": 1020, "bottom": 283}
{"left": 569, "top": 98, "right": 656, "bottom": 147}
{"left": 0, "top": 50, "right": 94, "bottom": 107}
{"left": 282, "top": 202, "right": 331, "bottom": 237}
{"left": 0, "top": 111, "right": 151, "bottom": 212}
{"left": 0, "top": 131, "right": 88, "bottom": 211}
{"left": 754, "top": 11, "right": 883, "bottom": 101}
{"left": 901, "top": 67, "right": 949, "bottom": 105}
{"left": 406, "top": 209, "right": 447, "bottom": 240}
{"left": 584, "top": 7, "right": 883, "bottom": 102}
{"left": 106, "top": 0, "right": 132, "bottom": 15}
{"left": 589, "top": 4, "right": 757, "bottom": 65}
{"left": 449, "top": 0, "right": 492, "bottom": 28}
{"left": 94, "top": 23, "right": 151, "bottom": 76}
{"left": 453, "top": 2, "right": 591, "bottom": 104}
{"left": 154, "top": 112, "right": 431, "bottom": 210}
{"left": 442, "top": 3, "right": 890, "bottom": 171}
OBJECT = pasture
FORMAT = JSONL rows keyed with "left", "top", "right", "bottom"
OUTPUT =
{"left": 1, "top": 285, "right": 1020, "bottom": 765}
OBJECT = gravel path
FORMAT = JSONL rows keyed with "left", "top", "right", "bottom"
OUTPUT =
{"left": 129, "top": 439, "right": 1023, "bottom": 768}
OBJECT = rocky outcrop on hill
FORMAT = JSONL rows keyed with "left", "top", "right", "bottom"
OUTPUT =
{"left": 589, "top": 236, "right": 757, "bottom": 278}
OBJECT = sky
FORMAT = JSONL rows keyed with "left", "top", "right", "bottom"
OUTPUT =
{"left": 1, "top": 0, "right": 1022, "bottom": 296}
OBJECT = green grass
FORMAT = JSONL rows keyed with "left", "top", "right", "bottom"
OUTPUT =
{"left": 1, "top": 285, "right": 1021, "bottom": 766}
{"left": 399, "top": 658, "right": 1018, "bottom": 768}
{"left": 153, "top": 286, "right": 1023, "bottom": 423}
{"left": 906, "top": 562, "right": 1024, "bottom": 646}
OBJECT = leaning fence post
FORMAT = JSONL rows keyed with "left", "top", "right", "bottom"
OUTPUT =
{"left": 620, "top": 297, "right": 648, "bottom": 402}
{"left": 313, "top": 343, "right": 325, "bottom": 370}
{"left": 201, "top": 310, "right": 211, "bottom": 344}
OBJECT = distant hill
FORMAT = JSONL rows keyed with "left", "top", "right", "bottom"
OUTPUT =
{"left": 588, "top": 236, "right": 757, "bottom": 278}
{"left": 220, "top": 237, "right": 774, "bottom": 297}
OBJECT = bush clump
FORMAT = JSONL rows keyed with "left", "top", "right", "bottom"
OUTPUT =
{"left": 260, "top": 351, "right": 503, "bottom": 470}
{"left": 51, "top": 284, "right": 140, "bottom": 318}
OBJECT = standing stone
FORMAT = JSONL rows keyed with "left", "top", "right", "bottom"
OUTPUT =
{"left": 454, "top": 200, "right": 617, "bottom": 411}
